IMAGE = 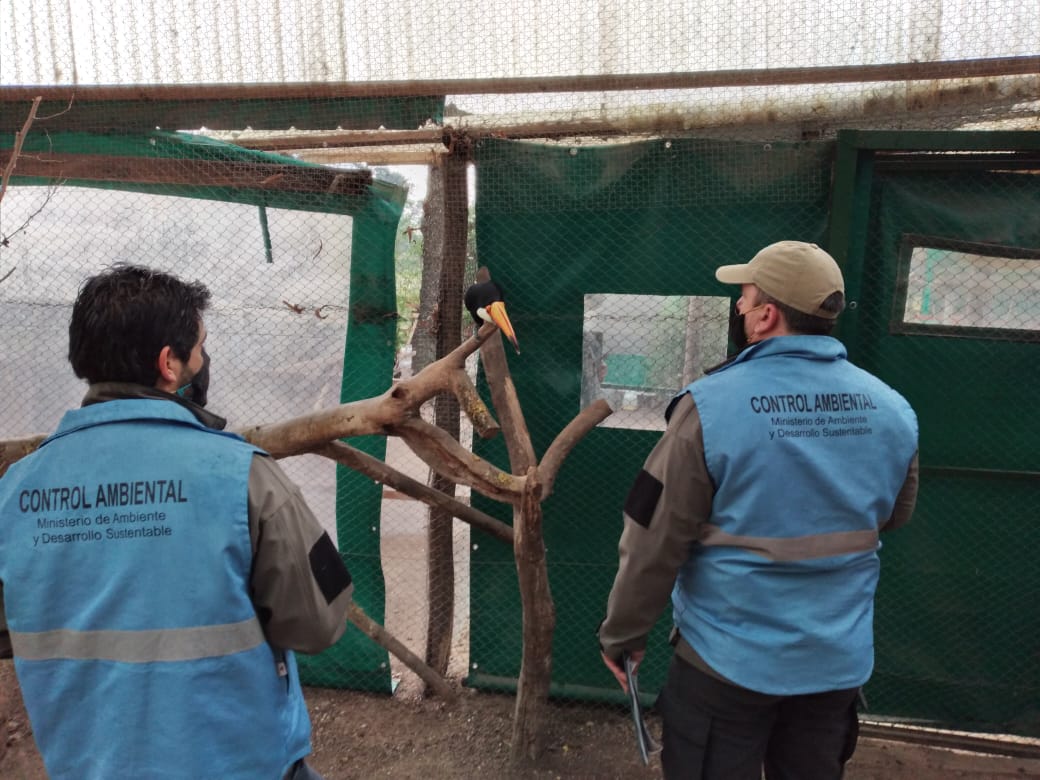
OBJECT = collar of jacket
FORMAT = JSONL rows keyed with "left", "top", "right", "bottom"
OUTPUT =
{"left": 82, "top": 382, "right": 229, "bottom": 431}
{"left": 722, "top": 334, "right": 847, "bottom": 369}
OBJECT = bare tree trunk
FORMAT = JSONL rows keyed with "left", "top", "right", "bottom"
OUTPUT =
{"left": 426, "top": 414, "right": 458, "bottom": 677}
{"left": 423, "top": 149, "right": 470, "bottom": 679}
{"left": 474, "top": 323, "right": 555, "bottom": 764}
{"left": 510, "top": 467, "right": 555, "bottom": 763}
{"left": 412, "top": 161, "right": 445, "bottom": 373}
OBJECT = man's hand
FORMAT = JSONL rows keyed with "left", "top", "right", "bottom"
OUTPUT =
{"left": 601, "top": 649, "right": 644, "bottom": 693}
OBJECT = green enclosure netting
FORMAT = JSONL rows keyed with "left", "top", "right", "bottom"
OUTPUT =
{"left": 2, "top": 0, "right": 1038, "bottom": 744}
{"left": 465, "top": 135, "right": 830, "bottom": 700}
{"left": 464, "top": 134, "right": 1040, "bottom": 738}
{"left": 3, "top": 127, "right": 1039, "bottom": 736}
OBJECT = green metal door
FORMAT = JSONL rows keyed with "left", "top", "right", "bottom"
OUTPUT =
{"left": 829, "top": 130, "right": 1040, "bottom": 736}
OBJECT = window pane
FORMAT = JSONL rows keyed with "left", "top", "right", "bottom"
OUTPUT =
{"left": 903, "top": 245, "right": 1040, "bottom": 332}
{"left": 581, "top": 293, "right": 730, "bottom": 431}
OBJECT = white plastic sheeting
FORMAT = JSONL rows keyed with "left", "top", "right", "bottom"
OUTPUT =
{"left": 1, "top": 0, "right": 1037, "bottom": 127}
{"left": 3, "top": 0, "right": 1036, "bottom": 84}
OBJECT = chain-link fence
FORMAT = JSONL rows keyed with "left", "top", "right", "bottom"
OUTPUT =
{"left": 1, "top": 0, "right": 1038, "bottom": 740}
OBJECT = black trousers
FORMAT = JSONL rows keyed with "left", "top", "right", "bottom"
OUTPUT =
{"left": 656, "top": 654, "right": 860, "bottom": 780}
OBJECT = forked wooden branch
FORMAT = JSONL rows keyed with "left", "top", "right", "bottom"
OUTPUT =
{"left": 463, "top": 281, "right": 614, "bottom": 764}
{"left": 389, "top": 417, "right": 525, "bottom": 502}
{"left": 474, "top": 322, "right": 613, "bottom": 496}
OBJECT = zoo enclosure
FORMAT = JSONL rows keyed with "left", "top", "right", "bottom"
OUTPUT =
{"left": 1, "top": 0, "right": 1038, "bottom": 740}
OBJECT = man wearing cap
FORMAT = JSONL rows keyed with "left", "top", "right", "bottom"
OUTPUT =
{"left": 598, "top": 241, "right": 919, "bottom": 779}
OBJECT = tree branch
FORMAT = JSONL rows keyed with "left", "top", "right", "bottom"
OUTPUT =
{"left": 0, "top": 324, "right": 503, "bottom": 478}
{"left": 474, "top": 268, "right": 536, "bottom": 473}
{"left": 345, "top": 600, "right": 456, "bottom": 701}
{"left": 538, "top": 399, "right": 613, "bottom": 499}
{"left": 0, "top": 434, "right": 46, "bottom": 478}
{"left": 0, "top": 96, "right": 42, "bottom": 206}
{"left": 240, "top": 321, "right": 501, "bottom": 457}
{"left": 1, "top": 178, "right": 65, "bottom": 249}
{"left": 390, "top": 418, "right": 525, "bottom": 502}
{"left": 313, "top": 439, "right": 513, "bottom": 545}
{"left": 509, "top": 466, "right": 554, "bottom": 763}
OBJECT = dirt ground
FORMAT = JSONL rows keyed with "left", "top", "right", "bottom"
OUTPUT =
{"left": 0, "top": 659, "right": 657, "bottom": 779}
{"left": 4, "top": 659, "right": 1039, "bottom": 779}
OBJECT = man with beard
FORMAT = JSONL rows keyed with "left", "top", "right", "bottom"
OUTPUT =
{"left": 0, "top": 264, "right": 352, "bottom": 780}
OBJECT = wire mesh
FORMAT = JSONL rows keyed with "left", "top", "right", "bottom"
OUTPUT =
{"left": 1, "top": 0, "right": 1038, "bottom": 743}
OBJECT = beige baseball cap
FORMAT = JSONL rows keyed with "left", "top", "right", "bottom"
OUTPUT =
{"left": 715, "top": 240, "right": 845, "bottom": 319}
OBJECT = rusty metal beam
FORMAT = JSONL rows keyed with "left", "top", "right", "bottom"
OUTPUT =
{"left": 0, "top": 151, "right": 371, "bottom": 194}
{"left": 2, "top": 56, "right": 1037, "bottom": 105}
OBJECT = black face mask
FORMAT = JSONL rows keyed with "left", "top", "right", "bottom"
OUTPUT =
{"left": 177, "top": 347, "right": 210, "bottom": 407}
{"left": 727, "top": 300, "right": 749, "bottom": 354}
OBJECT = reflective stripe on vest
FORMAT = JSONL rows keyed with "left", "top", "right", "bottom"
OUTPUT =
{"left": 699, "top": 524, "right": 879, "bottom": 562}
{"left": 10, "top": 617, "right": 265, "bottom": 663}
{"left": 0, "top": 399, "right": 311, "bottom": 779}
{"left": 675, "top": 336, "right": 918, "bottom": 695}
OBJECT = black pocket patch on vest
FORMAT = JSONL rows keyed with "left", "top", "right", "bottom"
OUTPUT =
{"left": 624, "top": 469, "right": 663, "bottom": 529}
{"left": 309, "top": 531, "right": 352, "bottom": 604}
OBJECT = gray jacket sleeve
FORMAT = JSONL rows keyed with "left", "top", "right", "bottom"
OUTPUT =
{"left": 598, "top": 393, "right": 714, "bottom": 661}
{"left": 248, "top": 453, "right": 353, "bottom": 654}
{"left": 883, "top": 450, "right": 920, "bottom": 532}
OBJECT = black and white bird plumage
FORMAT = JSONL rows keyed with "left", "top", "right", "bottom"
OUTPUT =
{"left": 464, "top": 279, "right": 520, "bottom": 354}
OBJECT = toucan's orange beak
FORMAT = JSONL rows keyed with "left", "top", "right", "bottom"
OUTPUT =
{"left": 485, "top": 301, "right": 520, "bottom": 354}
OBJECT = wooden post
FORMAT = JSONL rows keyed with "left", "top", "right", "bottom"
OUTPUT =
{"left": 509, "top": 466, "right": 554, "bottom": 762}
{"left": 414, "top": 138, "right": 471, "bottom": 680}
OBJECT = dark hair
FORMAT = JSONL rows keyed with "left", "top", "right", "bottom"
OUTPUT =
{"left": 68, "top": 264, "right": 211, "bottom": 386}
{"left": 756, "top": 290, "right": 845, "bottom": 335}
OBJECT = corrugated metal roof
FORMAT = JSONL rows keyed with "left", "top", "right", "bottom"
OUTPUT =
{"left": 4, "top": 0, "right": 1037, "bottom": 85}
{"left": 2, "top": 0, "right": 1037, "bottom": 131}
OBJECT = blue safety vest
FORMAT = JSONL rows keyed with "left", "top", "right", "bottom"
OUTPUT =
{"left": 673, "top": 336, "right": 918, "bottom": 695}
{"left": 0, "top": 399, "right": 311, "bottom": 779}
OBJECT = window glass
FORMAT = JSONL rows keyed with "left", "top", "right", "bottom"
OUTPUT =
{"left": 897, "top": 237, "right": 1040, "bottom": 338}
{"left": 581, "top": 293, "right": 729, "bottom": 430}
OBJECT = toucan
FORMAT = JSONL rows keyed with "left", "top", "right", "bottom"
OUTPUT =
{"left": 464, "top": 279, "right": 520, "bottom": 354}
